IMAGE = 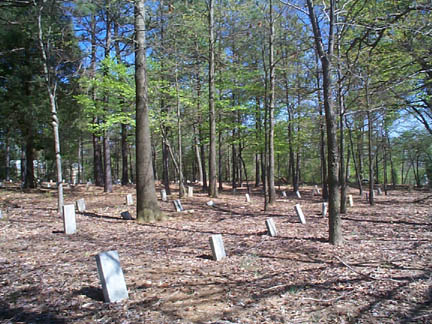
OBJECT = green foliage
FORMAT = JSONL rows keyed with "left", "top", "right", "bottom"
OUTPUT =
{"left": 75, "top": 58, "right": 135, "bottom": 135}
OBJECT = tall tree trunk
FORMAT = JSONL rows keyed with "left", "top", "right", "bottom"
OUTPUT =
{"left": 36, "top": 0, "right": 63, "bottom": 213}
{"left": 114, "top": 22, "right": 129, "bottom": 186}
{"left": 103, "top": 12, "right": 113, "bottom": 193}
{"left": 135, "top": 0, "right": 164, "bottom": 222}
{"left": 5, "top": 128, "right": 10, "bottom": 181}
{"left": 307, "top": 0, "right": 341, "bottom": 245}
{"left": 24, "top": 135, "right": 35, "bottom": 188}
{"left": 267, "top": 0, "right": 276, "bottom": 205}
{"left": 367, "top": 110, "right": 375, "bottom": 205}
{"left": 208, "top": 0, "right": 217, "bottom": 197}
{"left": 175, "top": 67, "right": 185, "bottom": 198}
{"left": 346, "top": 119, "right": 363, "bottom": 195}
{"left": 193, "top": 125, "right": 203, "bottom": 184}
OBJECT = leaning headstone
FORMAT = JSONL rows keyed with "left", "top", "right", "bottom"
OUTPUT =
{"left": 209, "top": 234, "right": 226, "bottom": 261}
{"left": 245, "top": 193, "right": 251, "bottom": 203}
{"left": 281, "top": 191, "right": 287, "bottom": 198}
{"left": 173, "top": 200, "right": 184, "bottom": 212}
{"left": 160, "top": 189, "right": 167, "bottom": 202}
{"left": 348, "top": 194, "right": 354, "bottom": 207}
{"left": 322, "top": 202, "right": 328, "bottom": 217}
{"left": 63, "top": 204, "right": 76, "bottom": 234}
{"left": 126, "top": 194, "right": 133, "bottom": 206}
{"left": 120, "top": 211, "right": 133, "bottom": 220}
{"left": 47, "top": 183, "right": 51, "bottom": 188}
{"left": 187, "top": 186, "right": 193, "bottom": 198}
{"left": 76, "top": 199, "right": 86, "bottom": 213}
{"left": 294, "top": 204, "right": 306, "bottom": 224}
{"left": 377, "top": 188, "right": 382, "bottom": 195}
{"left": 95, "top": 250, "right": 128, "bottom": 303}
{"left": 296, "top": 190, "right": 301, "bottom": 199}
{"left": 0, "top": 210, "right": 3, "bottom": 219}
{"left": 265, "top": 218, "right": 277, "bottom": 237}
{"left": 206, "top": 200, "right": 214, "bottom": 207}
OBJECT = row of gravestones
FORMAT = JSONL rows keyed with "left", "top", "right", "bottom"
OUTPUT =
{"left": 89, "top": 193, "right": 359, "bottom": 304}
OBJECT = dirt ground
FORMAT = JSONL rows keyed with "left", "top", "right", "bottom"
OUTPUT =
{"left": 0, "top": 183, "right": 431, "bottom": 324}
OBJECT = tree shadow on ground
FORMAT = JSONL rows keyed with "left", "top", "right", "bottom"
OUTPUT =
{"left": 81, "top": 212, "right": 123, "bottom": 222}
{"left": 342, "top": 217, "right": 431, "bottom": 227}
{"left": 74, "top": 286, "right": 104, "bottom": 302}
{"left": 0, "top": 292, "right": 66, "bottom": 324}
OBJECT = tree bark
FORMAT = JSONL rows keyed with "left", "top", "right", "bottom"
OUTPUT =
{"left": 307, "top": 0, "right": 342, "bottom": 245}
{"left": 135, "top": 0, "right": 164, "bottom": 222}
{"left": 208, "top": 0, "right": 217, "bottom": 197}
{"left": 267, "top": 0, "right": 276, "bottom": 205}
{"left": 36, "top": 0, "right": 63, "bottom": 214}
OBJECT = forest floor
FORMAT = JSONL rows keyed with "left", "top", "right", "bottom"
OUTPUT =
{"left": 0, "top": 183, "right": 431, "bottom": 324}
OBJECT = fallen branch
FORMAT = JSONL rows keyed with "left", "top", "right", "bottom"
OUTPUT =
{"left": 335, "top": 255, "right": 378, "bottom": 280}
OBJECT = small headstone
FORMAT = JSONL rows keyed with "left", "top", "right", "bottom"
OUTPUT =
{"left": 322, "top": 202, "right": 328, "bottom": 217}
{"left": 188, "top": 186, "right": 193, "bottom": 198}
{"left": 294, "top": 204, "right": 306, "bottom": 224}
{"left": 173, "top": 200, "right": 184, "bottom": 212}
{"left": 348, "top": 194, "right": 354, "bottom": 207}
{"left": 206, "top": 200, "right": 214, "bottom": 207}
{"left": 281, "top": 191, "right": 287, "bottom": 198}
{"left": 95, "top": 250, "right": 128, "bottom": 303}
{"left": 0, "top": 182, "right": 3, "bottom": 188}
{"left": 76, "top": 199, "right": 86, "bottom": 213}
{"left": 126, "top": 194, "right": 133, "bottom": 206}
{"left": 161, "top": 189, "right": 167, "bottom": 202}
{"left": 265, "top": 218, "right": 277, "bottom": 237}
{"left": 63, "top": 204, "right": 76, "bottom": 234}
{"left": 47, "top": 183, "right": 51, "bottom": 188}
{"left": 120, "top": 211, "right": 133, "bottom": 220}
{"left": 209, "top": 234, "right": 226, "bottom": 261}
{"left": 0, "top": 210, "right": 3, "bottom": 219}
{"left": 377, "top": 188, "right": 382, "bottom": 195}
{"left": 232, "top": 188, "right": 237, "bottom": 195}
{"left": 296, "top": 190, "right": 301, "bottom": 199}
{"left": 245, "top": 193, "right": 251, "bottom": 203}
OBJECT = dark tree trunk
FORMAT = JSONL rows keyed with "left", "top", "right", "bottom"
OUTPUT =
{"left": 24, "top": 136, "right": 35, "bottom": 189}
{"left": 208, "top": 0, "right": 217, "bottom": 197}
{"left": 307, "top": 0, "right": 342, "bottom": 245}
{"left": 135, "top": 0, "right": 164, "bottom": 222}
{"left": 103, "top": 131, "right": 113, "bottom": 193}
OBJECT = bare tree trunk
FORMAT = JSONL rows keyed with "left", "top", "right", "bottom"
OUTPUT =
{"left": 267, "top": 0, "right": 276, "bottom": 205}
{"left": 208, "top": 0, "right": 217, "bottom": 197}
{"left": 5, "top": 128, "right": 10, "bottom": 181}
{"left": 175, "top": 67, "right": 185, "bottom": 198}
{"left": 135, "top": 0, "right": 164, "bottom": 222}
{"left": 307, "top": 0, "right": 341, "bottom": 245}
{"left": 36, "top": 0, "right": 63, "bottom": 214}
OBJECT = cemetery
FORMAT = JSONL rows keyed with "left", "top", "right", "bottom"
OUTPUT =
{"left": 1, "top": 1, "right": 431, "bottom": 323}
{"left": 0, "top": 183, "right": 431, "bottom": 323}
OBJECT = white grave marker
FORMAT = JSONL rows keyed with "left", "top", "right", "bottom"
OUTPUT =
{"left": 209, "top": 234, "right": 226, "bottom": 261}
{"left": 76, "top": 199, "right": 86, "bottom": 213}
{"left": 187, "top": 186, "right": 193, "bottom": 198}
{"left": 173, "top": 200, "right": 184, "bottom": 212}
{"left": 206, "top": 200, "right": 214, "bottom": 207}
{"left": 281, "top": 191, "right": 287, "bottom": 198}
{"left": 126, "top": 194, "right": 133, "bottom": 206}
{"left": 95, "top": 250, "right": 128, "bottom": 303}
{"left": 296, "top": 190, "right": 301, "bottom": 199}
{"left": 161, "top": 189, "right": 167, "bottom": 202}
{"left": 322, "top": 202, "right": 328, "bottom": 217}
{"left": 265, "top": 218, "right": 277, "bottom": 237}
{"left": 294, "top": 204, "right": 306, "bottom": 224}
{"left": 377, "top": 188, "right": 382, "bottom": 195}
{"left": 63, "top": 204, "right": 76, "bottom": 234}
{"left": 348, "top": 194, "right": 354, "bottom": 207}
{"left": 0, "top": 210, "right": 3, "bottom": 219}
{"left": 245, "top": 193, "right": 251, "bottom": 203}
